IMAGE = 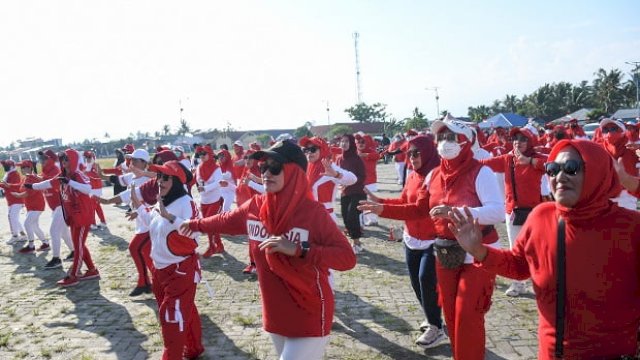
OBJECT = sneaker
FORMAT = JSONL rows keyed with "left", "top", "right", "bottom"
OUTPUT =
{"left": 415, "top": 325, "right": 447, "bottom": 349}
{"left": 419, "top": 319, "right": 430, "bottom": 332}
{"left": 213, "top": 243, "right": 225, "bottom": 254}
{"left": 57, "top": 276, "right": 79, "bottom": 287}
{"left": 129, "top": 285, "right": 151, "bottom": 297}
{"left": 352, "top": 244, "right": 363, "bottom": 254}
{"left": 37, "top": 243, "right": 50, "bottom": 252}
{"left": 64, "top": 251, "right": 74, "bottom": 261}
{"left": 242, "top": 264, "right": 257, "bottom": 274}
{"left": 505, "top": 281, "right": 525, "bottom": 297}
{"left": 79, "top": 268, "right": 100, "bottom": 281}
{"left": 90, "top": 224, "right": 98, "bottom": 230}
{"left": 98, "top": 222, "right": 107, "bottom": 229}
{"left": 202, "top": 246, "right": 216, "bottom": 258}
{"left": 44, "top": 257, "right": 62, "bottom": 269}
{"left": 6, "top": 236, "right": 19, "bottom": 245}
{"left": 18, "top": 245, "right": 36, "bottom": 254}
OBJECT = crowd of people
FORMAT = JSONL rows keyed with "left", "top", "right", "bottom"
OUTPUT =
{"left": 0, "top": 116, "right": 639, "bottom": 359}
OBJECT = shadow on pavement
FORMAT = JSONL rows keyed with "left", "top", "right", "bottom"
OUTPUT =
{"left": 44, "top": 281, "right": 149, "bottom": 359}
{"left": 200, "top": 314, "right": 261, "bottom": 360}
{"left": 200, "top": 251, "right": 257, "bottom": 283}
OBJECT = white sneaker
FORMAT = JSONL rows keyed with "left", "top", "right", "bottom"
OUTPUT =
{"left": 6, "top": 236, "right": 18, "bottom": 245}
{"left": 505, "top": 281, "right": 525, "bottom": 297}
{"left": 416, "top": 325, "right": 447, "bottom": 349}
{"left": 90, "top": 224, "right": 98, "bottom": 230}
{"left": 419, "top": 319, "right": 430, "bottom": 332}
{"left": 98, "top": 222, "right": 107, "bottom": 229}
{"left": 352, "top": 244, "right": 363, "bottom": 254}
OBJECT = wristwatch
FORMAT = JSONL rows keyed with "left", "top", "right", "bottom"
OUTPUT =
{"left": 300, "top": 241, "right": 310, "bottom": 258}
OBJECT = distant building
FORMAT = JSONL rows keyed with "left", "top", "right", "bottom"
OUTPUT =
{"left": 612, "top": 108, "right": 640, "bottom": 122}
{"left": 550, "top": 108, "right": 594, "bottom": 124}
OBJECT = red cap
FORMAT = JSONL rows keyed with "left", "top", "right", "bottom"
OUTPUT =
{"left": 1, "top": 159, "right": 15, "bottom": 167}
{"left": 83, "top": 150, "right": 95, "bottom": 158}
{"left": 17, "top": 160, "right": 35, "bottom": 168}
{"left": 122, "top": 144, "right": 135, "bottom": 154}
{"left": 148, "top": 160, "right": 187, "bottom": 184}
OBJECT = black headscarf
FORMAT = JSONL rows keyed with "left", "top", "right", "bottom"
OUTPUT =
{"left": 336, "top": 134, "right": 365, "bottom": 195}
{"left": 161, "top": 162, "right": 193, "bottom": 207}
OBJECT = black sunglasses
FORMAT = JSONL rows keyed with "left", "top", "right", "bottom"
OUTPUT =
{"left": 544, "top": 160, "right": 583, "bottom": 177}
{"left": 407, "top": 149, "right": 421, "bottom": 158}
{"left": 436, "top": 133, "right": 457, "bottom": 142}
{"left": 303, "top": 146, "right": 318, "bottom": 154}
{"left": 601, "top": 126, "right": 620, "bottom": 134}
{"left": 156, "top": 173, "right": 171, "bottom": 181}
{"left": 259, "top": 161, "right": 283, "bottom": 175}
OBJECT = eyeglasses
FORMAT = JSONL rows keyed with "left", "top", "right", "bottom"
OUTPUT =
{"left": 544, "top": 160, "right": 583, "bottom": 177}
{"left": 259, "top": 161, "right": 283, "bottom": 175}
{"left": 601, "top": 126, "right": 620, "bottom": 134}
{"left": 436, "top": 133, "right": 457, "bottom": 142}
{"left": 303, "top": 146, "right": 318, "bottom": 154}
{"left": 513, "top": 135, "right": 528, "bottom": 142}
{"left": 407, "top": 149, "right": 421, "bottom": 158}
{"left": 197, "top": 152, "right": 207, "bottom": 157}
{"left": 157, "top": 173, "right": 171, "bottom": 181}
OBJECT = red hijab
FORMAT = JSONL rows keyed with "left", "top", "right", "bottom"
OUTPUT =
{"left": 196, "top": 145, "right": 218, "bottom": 181}
{"left": 439, "top": 133, "right": 475, "bottom": 187}
{"left": 217, "top": 149, "right": 233, "bottom": 174}
{"left": 300, "top": 136, "right": 331, "bottom": 186}
{"left": 408, "top": 135, "right": 439, "bottom": 177}
{"left": 548, "top": 140, "right": 622, "bottom": 222}
{"left": 259, "top": 163, "right": 313, "bottom": 236}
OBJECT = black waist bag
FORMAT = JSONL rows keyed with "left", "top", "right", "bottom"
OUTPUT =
{"left": 512, "top": 207, "right": 533, "bottom": 226}
{"left": 434, "top": 239, "right": 466, "bottom": 269}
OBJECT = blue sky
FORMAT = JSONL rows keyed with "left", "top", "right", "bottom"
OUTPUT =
{"left": 0, "top": 0, "right": 638, "bottom": 147}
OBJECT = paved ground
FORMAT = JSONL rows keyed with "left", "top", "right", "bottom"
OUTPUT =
{"left": 0, "top": 163, "right": 539, "bottom": 359}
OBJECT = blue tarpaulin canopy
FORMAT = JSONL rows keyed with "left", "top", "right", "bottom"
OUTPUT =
{"left": 481, "top": 113, "right": 529, "bottom": 128}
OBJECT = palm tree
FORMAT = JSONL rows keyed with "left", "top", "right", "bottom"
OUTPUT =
{"left": 592, "top": 68, "right": 624, "bottom": 113}
{"left": 503, "top": 95, "right": 519, "bottom": 113}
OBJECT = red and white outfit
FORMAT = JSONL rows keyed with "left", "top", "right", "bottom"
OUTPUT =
{"left": 195, "top": 145, "right": 225, "bottom": 255}
{"left": 0, "top": 160, "right": 25, "bottom": 240}
{"left": 33, "top": 150, "right": 73, "bottom": 259}
{"left": 81, "top": 154, "right": 107, "bottom": 227}
{"left": 14, "top": 167, "right": 48, "bottom": 247}
{"left": 188, "top": 162, "right": 357, "bottom": 360}
{"left": 216, "top": 149, "right": 237, "bottom": 212}
{"left": 387, "top": 136, "right": 407, "bottom": 185}
{"left": 136, "top": 190, "right": 203, "bottom": 359}
{"left": 357, "top": 134, "right": 381, "bottom": 225}
{"left": 430, "top": 119, "right": 504, "bottom": 360}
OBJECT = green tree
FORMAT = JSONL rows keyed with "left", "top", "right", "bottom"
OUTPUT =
{"left": 162, "top": 124, "right": 171, "bottom": 136}
{"left": 403, "top": 107, "right": 428, "bottom": 131}
{"left": 177, "top": 119, "right": 191, "bottom": 137}
{"left": 586, "top": 108, "right": 607, "bottom": 121}
{"left": 467, "top": 105, "right": 492, "bottom": 122}
{"left": 344, "top": 102, "right": 388, "bottom": 123}
{"left": 255, "top": 133, "right": 273, "bottom": 147}
{"left": 294, "top": 121, "right": 313, "bottom": 138}
{"left": 592, "top": 68, "right": 624, "bottom": 113}
{"left": 327, "top": 124, "right": 354, "bottom": 139}
{"left": 384, "top": 117, "right": 406, "bottom": 136}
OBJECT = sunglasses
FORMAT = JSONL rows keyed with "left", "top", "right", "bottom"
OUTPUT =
{"left": 156, "top": 173, "right": 171, "bottom": 181}
{"left": 407, "top": 149, "right": 421, "bottom": 158}
{"left": 303, "top": 146, "right": 318, "bottom": 154}
{"left": 197, "top": 152, "right": 207, "bottom": 157}
{"left": 436, "top": 133, "right": 457, "bottom": 142}
{"left": 259, "top": 161, "right": 283, "bottom": 176}
{"left": 544, "top": 160, "right": 583, "bottom": 177}
{"left": 513, "top": 135, "right": 528, "bottom": 142}
{"left": 601, "top": 126, "right": 620, "bottom": 134}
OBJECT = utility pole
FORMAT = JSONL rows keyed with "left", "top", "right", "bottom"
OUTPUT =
{"left": 426, "top": 87, "right": 441, "bottom": 119}
{"left": 325, "top": 100, "right": 331, "bottom": 125}
{"left": 353, "top": 32, "right": 363, "bottom": 104}
{"left": 626, "top": 61, "right": 640, "bottom": 117}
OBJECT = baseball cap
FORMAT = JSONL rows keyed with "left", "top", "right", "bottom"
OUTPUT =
{"left": 249, "top": 140, "right": 307, "bottom": 171}
{"left": 148, "top": 160, "right": 188, "bottom": 184}
{"left": 431, "top": 118, "right": 473, "bottom": 140}
{"left": 125, "top": 149, "right": 150, "bottom": 162}
{"left": 600, "top": 118, "right": 626, "bottom": 132}
{"left": 17, "top": 160, "right": 35, "bottom": 168}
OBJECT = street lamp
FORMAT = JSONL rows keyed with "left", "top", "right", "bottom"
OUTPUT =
{"left": 426, "top": 87, "right": 441, "bottom": 119}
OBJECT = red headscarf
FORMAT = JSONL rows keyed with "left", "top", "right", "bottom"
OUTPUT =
{"left": 300, "top": 136, "right": 331, "bottom": 186}
{"left": 259, "top": 163, "right": 313, "bottom": 236}
{"left": 217, "top": 149, "right": 233, "bottom": 174}
{"left": 602, "top": 123, "right": 629, "bottom": 159}
{"left": 510, "top": 128, "right": 537, "bottom": 157}
{"left": 548, "top": 140, "right": 622, "bottom": 222}
{"left": 408, "top": 135, "right": 439, "bottom": 177}
{"left": 196, "top": 145, "right": 218, "bottom": 181}
{"left": 439, "top": 133, "right": 475, "bottom": 187}
{"left": 626, "top": 124, "right": 639, "bottom": 143}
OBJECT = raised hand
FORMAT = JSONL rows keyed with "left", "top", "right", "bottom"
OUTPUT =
{"left": 430, "top": 205, "right": 453, "bottom": 220}
{"left": 447, "top": 207, "right": 487, "bottom": 260}
{"left": 357, "top": 200, "right": 383, "bottom": 215}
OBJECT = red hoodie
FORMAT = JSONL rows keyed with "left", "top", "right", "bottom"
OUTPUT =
{"left": 58, "top": 149, "right": 94, "bottom": 227}
{"left": 357, "top": 135, "right": 380, "bottom": 185}
{"left": 0, "top": 167, "right": 24, "bottom": 206}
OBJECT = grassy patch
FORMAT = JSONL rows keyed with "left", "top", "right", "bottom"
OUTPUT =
{"left": 233, "top": 314, "right": 257, "bottom": 326}
{"left": 0, "top": 332, "right": 10, "bottom": 347}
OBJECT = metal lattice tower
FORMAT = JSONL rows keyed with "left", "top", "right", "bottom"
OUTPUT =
{"left": 353, "top": 32, "right": 362, "bottom": 103}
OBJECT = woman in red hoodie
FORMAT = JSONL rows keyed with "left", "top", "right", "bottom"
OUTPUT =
{"left": 181, "top": 140, "right": 356, "bottom": 360}
{"left": 0, "top": 159, "right": 26, "bottom": 243}
{"left": 479, "top": 127, "right": 548, "bottom": 297}
{"left": 450, "top": 139, "right": 640, "bottom": 359}
{"left": 356, "top": 134, "right": 381, "bottom": 226}
{"left": 10, "top": 160, "right": 48, "bottom": 253}
{"left": 358, "top": 135, "right": 446, "bottom": 349}
{"left": 599, "top": 118, "right": 639, "bottom": 210}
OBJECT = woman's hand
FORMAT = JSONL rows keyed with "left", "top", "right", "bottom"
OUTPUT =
{"left": 321, "top": 159, "right": 337, "bottom": 177}
{"left": 258, "top": 236, "right": 298, "bottom": 256}
{"left": 363, "top": 187, "right": 381, "bottom": 202}
{"left": 430, "top": 205, "right": 452, "bottom": 219}
{"left": 179, "top": 220, "right": 194, "bottom": 237}
{"left": 448, "top": 207, "right": 487, "bottom": 261}
{"left": 357, "top": 200, "right": 383, "bottom": 215}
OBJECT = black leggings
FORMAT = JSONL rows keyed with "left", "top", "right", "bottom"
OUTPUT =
{"left": 340, "top": 193, "right": 366, "bottom": 240}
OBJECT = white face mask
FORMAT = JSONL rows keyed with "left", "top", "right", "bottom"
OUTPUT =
{"left": 437, "top": 140, "right": 463, "bottom": 160}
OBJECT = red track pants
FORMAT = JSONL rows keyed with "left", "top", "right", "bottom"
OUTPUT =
{"left": 436, "top": 262, "right": 495, "bottom": 360}
{"left": 152, "top": 255, "right": 203, "bottom": 360}
{"left": 201, "top": 199, "right": 223, "bottom": 249}
{"left": 129, "top": 232, "right": 154, "bottom": 287}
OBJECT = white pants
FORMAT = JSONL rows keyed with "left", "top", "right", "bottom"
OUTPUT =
{"left": 221, "top": 191, "right": 236, "bottom": 212}
{"left": 505, "top": 213, "right": 523, "bottom": 249}
{"left": 269, "top": 333, "right": 330, "bottom": 360}
{"left": 362, "top": 184, "right": 378, "bottom": 225}
{"left": 24, "top": 211, "right": 47, "bottom": 242}
{"left": 51, "top": 206, "right": 73, "bottom": 257}
{"left": 8, "top": 204, "right": 25, "bottom": 236}
{"left": 394, "top": 161, "right": 406, "bottom": 184}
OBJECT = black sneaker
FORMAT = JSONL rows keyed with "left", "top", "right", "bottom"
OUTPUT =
{"left": 129, "top": 285, "right": 152, "bottom": 297}
{"left": 64, "top": 251, "right": 74, "bottom": 262}
{"left": 44, "top": 257, "right": 62, "bottom": 269}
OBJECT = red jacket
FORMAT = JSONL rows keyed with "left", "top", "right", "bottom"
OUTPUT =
{"left": 379, "top": 171, "right": 436, "bottom": 239}
{"left": 359, "top": 150, "right": 380, "bottom": 185}
{"left": 40, "top": 160, "right": 62, "bottom": 210}
{"left": 21, "top": 174, "right": 45, "bottom": 211}
{"left": 478, "top": 202, "right": 640, "bottom": 359}
{"left": 0, "top": 170, "right": 24, "bottom": 206}
{"left": 480, "top": 153, "right": 547, "bottom": 214}
{"left": 189, "top": 195, "right": 356, "bottom": 337}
